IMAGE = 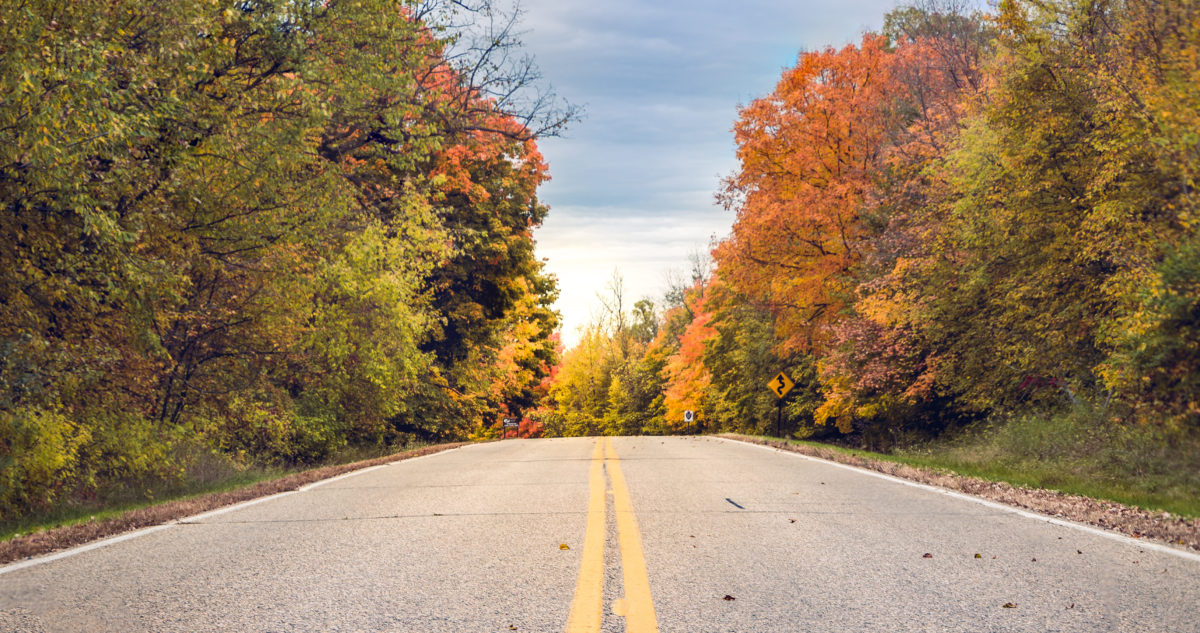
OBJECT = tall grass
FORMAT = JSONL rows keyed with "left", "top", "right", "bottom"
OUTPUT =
{"left": 0, "top": 439, "right": 425, "bottom": 542}
{"left": 892, "top": 404, "right": 1200, "bottom": 517}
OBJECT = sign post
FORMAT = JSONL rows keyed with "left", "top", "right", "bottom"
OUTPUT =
{"left": 766, "top": 372, "right": 795, "bottom": 438}
{"left": 502, "top": 417, "right": 518, "bottom": 438}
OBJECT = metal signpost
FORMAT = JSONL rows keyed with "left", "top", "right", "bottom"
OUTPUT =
{"left": 766, "top": 371, "right": 795, "bottom": 437}
{"left": 502, "top": 417, "right": 518, "bottom": 438}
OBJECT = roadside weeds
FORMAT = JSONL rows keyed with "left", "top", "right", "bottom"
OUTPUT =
{"left": 0, "top": 442, "right": 468, "bottom": 566}
{"left": 721, "top": 434, "right": 1200, "bottom": 553}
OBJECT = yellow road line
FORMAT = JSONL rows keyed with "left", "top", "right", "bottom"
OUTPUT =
{"left": 605, "top": 437, "right": 658, "bottom": 633}
{"left": 565, "top": 439, "right": 606, "bottom": 633}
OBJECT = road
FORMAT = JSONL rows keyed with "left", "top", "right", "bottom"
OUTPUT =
{"left": 2, "top": 436, "right": 1198, "bottom": 632}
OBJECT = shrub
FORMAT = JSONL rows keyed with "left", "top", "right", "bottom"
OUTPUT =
{"left": 0, "top": 407, "right": 89, "bottom": 519}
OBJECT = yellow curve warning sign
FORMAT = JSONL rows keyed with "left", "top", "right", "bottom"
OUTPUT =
{"left": 767, "top": 372, "right": 795, "bottom": 399}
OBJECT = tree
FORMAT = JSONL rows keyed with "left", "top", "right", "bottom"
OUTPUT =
{"left": 700, "top": 278, "right": 821, "bottom": 437}
{"left": 715, "top": 35, "right": 912, "bottom": 353}
{"left": 0, "top": 0, "right": 571, "bottom": 518}
{"left": 662, "top": 283, "right": 716, "bottom": 433}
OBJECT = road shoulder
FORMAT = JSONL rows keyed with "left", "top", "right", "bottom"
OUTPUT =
{"left": 0, "top": 442, "right": 468, "bottom": 566}
{"left": 718, "top": 434, "right": 1199, "bottom": 554}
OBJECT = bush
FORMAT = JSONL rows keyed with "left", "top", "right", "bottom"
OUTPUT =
{"left": 73, "top": 410, "right": 183, "bottom": 495}
{"left": 0, "top": 407, "right": 90, "bottom": 520}
{"left": 207, "top": 393, "right": 346, "bottom": 465}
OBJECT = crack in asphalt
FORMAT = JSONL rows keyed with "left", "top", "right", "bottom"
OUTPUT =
{"left": 181, "top": 509, "right": 998, "bottom": 525}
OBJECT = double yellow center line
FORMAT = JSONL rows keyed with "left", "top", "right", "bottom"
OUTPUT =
{"left": 565, "top": 438, "right": 658, "bottom": 633}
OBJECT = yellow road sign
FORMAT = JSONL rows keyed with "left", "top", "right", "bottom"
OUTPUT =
{"left": 767, "top": 372, "right": 795, "bottom": 399}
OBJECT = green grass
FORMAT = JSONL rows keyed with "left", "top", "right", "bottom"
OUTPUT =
{"left": 0, "top": 441, "right": 428, "bottom": 543}
{"left": 744, "top": 407, "right": 1200, "bottom": 519}
{"left": 0, "top": 469, "right": 282, "bottom": 543}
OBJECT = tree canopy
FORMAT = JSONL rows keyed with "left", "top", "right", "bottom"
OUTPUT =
{"left": 0, "top": 0, "right": 569, "bottom": 518}
{"left": 540, "top": 0, "right": 1200, "bottom": 452}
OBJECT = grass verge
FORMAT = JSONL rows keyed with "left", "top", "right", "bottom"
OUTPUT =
{"left": 0, "top": 467, "right": 285, "bottom": 544}
{"left": 721, "top": 433, "right": 1199, "bottom": 553}
{"left": 0, "top": 441, "right": 468, "bottom": 565}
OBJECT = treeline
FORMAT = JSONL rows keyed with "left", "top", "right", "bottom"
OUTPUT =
{"left": 0, "top": 1, "right": 566, "bottom": 519}
{"left": 541, "top": 0, "right": 1200, "bottom": 448}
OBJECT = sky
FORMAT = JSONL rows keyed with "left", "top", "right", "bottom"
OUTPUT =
{"left": 517, "top": 0, "right": 913, "bottom": 347}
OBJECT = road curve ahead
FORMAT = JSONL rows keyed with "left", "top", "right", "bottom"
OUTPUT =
{"left": 2, "top": 436, "right": 1197, "bottom": 632}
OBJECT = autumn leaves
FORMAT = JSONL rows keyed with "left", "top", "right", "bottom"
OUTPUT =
{"left": 717, "top": 0, "right": 1200, "bottom": 438}
{"left": 543, "top": 0, "right": 1200, "bottom": 446}
{"left": 0, "top": 1, "right": 563, "bottom": 520}
{"left": 718, "top": 34, "right": 905, "bottom": 354}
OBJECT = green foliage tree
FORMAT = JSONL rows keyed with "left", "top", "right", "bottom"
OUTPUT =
{"left": 0, "top": 0, "right": 569, "bottom": 519}
{"left": 700, "top": 281, "right": 820, "bottom": 437}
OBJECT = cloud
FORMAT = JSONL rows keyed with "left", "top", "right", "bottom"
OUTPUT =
{"left": 516, "top": 0, "right": 922, "bottom": 346}
{"left": 535, "top": 208, "right": 728, "bottom": 344}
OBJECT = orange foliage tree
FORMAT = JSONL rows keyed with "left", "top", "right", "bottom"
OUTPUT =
{"left": 715, "top": 35, "right": 910, "bottom": 354}
{"left": 662, "top": 284, "right": 717, "bottom": 432}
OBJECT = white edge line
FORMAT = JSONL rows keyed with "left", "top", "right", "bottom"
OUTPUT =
{"left": 298, "top": 464, "right": 389, "bottom": 492}
{"left": 716, "top": 436, "right": 1200, "bottom": 565}
{"left": 177, "top": 489, "right": 301, "bottom": 523}
{"left": 0, "top": 445, "right": 465, "bottom": 576}
{"left": 0, "top": 524, "right": 174, "bottom": 576}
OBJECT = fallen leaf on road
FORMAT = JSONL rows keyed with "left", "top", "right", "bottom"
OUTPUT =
{"left": 922, "top": 553, "right": 933, "bottom": 558}
{"left": 1077, "top": 549, "right": 1083, "bottom": 554}
{"left": 559, "top": 544, "right": 570, "bottom": 550}
{"left": 1003, "top": 603, "right": 1017, "bottom": 609}
{"left": 1031, "top": 557, "right": 1037, "bottom": 562}
{"left": 789, "top": 519, "right": 796, "bottom": 523}
{"left": 974, "top": 553, "right": 982, "bottom": 558}
{"left": 1068, "top": 603, "right": 1075, "bottom": 609}
{"left": 723, "top": 595, "right": 736, "bottom": 601}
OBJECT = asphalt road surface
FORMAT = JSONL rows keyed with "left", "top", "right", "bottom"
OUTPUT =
{"left": 2, "top": 436, "right": 1198, "bottom": 632}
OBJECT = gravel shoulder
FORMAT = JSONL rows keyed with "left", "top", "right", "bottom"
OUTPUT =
{"left": 0, "top": 442, "right": 468, "bottom": 566}
{"left": 720, "top": 434, "right": 1200, "bottom": 553}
